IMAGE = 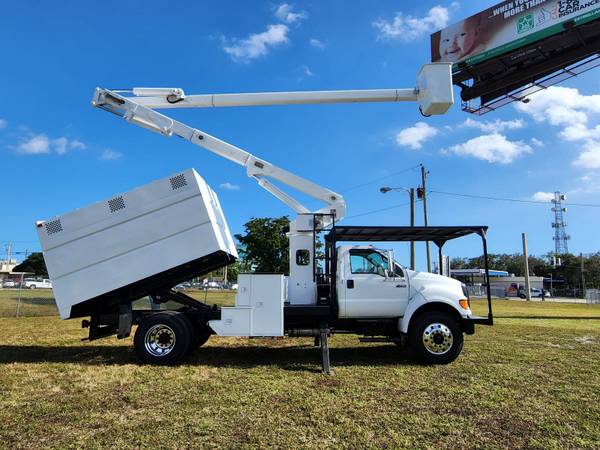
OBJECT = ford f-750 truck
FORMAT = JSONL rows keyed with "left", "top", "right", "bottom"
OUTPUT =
{"left": 36, "top": 64, "right": 492, "bottom": 372}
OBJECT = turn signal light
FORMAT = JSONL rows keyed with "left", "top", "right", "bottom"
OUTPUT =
{"left": 459, "top": 299, "right": 470, "bottom": 310}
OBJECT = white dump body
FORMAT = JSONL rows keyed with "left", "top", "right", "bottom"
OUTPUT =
{"left": 37, "top": 168, "right": 237, "bottom": 319}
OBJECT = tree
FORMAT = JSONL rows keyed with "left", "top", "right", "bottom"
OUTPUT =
{"left": 235, "top": 217, "right": 290, "bottom": 274}
{"left": 226, "top": 260, "right": 240, "bottom": 283}
{"left": 13, "top": 252, "right": 48, "bottom": 277}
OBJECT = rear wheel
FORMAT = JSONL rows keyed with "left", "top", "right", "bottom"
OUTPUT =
{"left": 134, "top": 312, "right": 192, "bottom": 365}
{"left": 189, "top": 325, "right": 212, "bottom": 352}
{"left": 409, "top": 312, "right": 463, "bottom": 364}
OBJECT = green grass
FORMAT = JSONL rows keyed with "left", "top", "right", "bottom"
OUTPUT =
{"left": 0, "top": 295, "right": 599, "bottom": 448}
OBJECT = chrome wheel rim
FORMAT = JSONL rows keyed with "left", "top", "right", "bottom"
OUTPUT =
{"left": 422, "top": 323, "right": 453, "bottom": 355}
{"left": 144, "top": 324, "right": 176, "bottom": 357}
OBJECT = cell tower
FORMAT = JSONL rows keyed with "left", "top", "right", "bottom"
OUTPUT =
{"left": 551, "top": 191, "right": 570, "bottom": 255}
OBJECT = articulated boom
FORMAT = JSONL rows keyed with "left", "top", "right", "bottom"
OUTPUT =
{"left": 91, "top": 62, "right": 454, "bottom": 305}
{"left": 92, "top": 88, "right": 346, "bottom": 223}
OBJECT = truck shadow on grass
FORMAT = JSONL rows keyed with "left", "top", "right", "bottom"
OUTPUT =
{"left": 0, "top": 344, "right": 418, "bottom": 371}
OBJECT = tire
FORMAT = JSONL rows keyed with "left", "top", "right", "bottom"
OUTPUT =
{"left": 134, "top": 312, "right": 192, "bottom": 365}
{"left": 29, "top": 285, "right": 36, "bottom": 289}
{"left": 189, "top": 325, "right": 211, "bottom": 352}
{"left": 409, "top": 312, "right": 464, "bottom": 365}
{"left": 161, "top": 311, "right": 210, "bottom": 353}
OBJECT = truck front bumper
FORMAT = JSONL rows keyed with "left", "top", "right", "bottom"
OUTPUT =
{"left": 461, "top": 315, "right": 493, "bottom": 334}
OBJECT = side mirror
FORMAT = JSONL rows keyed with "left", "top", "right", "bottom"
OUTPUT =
{"left": 387, "top": 250, "right": 396, "bottom": 278}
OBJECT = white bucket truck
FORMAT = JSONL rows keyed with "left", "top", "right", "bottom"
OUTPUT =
{"left": 37, "top": 64, "right": 492, "bottom": 372}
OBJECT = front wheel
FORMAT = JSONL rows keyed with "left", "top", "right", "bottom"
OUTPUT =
{"left": 409, "top": 312, "right": 463, "bottom": 364}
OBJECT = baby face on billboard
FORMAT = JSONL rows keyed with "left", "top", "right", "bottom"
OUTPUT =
{"left": 439, "top": 20, "right": 480, "bottom": 62}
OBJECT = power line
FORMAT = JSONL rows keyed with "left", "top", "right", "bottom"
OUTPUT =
{"left": 429, "top": 189, "right": 600, "bottom": 208}
{"left": 340, "top": 164, "right": 421, "bottom": 194}
{"left": 346, "top": 201, "right": 412, "bottom": 220}
{"left": 249, "top": 164, "right": 422, "bottom": 218}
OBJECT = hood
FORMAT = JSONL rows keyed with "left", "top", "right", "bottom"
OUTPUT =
{"left": 406, "top": 269, "right": 464, "bottom": 294}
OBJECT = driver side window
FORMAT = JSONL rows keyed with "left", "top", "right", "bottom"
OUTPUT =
{"left": 350, "top": 250, "right": 388, "bottom": 276}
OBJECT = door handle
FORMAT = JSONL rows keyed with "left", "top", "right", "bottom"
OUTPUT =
{"left": 347, "top": 279, "right": 354, "bottom": 289}
{"left": 395, "top": 284, "right": 406, "bottom": 288}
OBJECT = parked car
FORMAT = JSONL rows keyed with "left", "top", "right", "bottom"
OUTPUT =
{"left": 519, "top": 287, "right": 550, "bottom": 298}
{"left": 2, "top": 279, "right": 16, "bottom": 288}
{"left": 24, "top": 279, "right": 53, "bottom": 289}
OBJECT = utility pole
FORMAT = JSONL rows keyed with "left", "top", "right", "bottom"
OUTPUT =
{"left": 379, "top": 186, "right": 416, "bottom": 270}
{"left": 522, "top": 233, "right": 531, "bottom": 301}
{"left": 420, "top": 165, "right": 431, "bottom": 272}
{"left": 409, "top": 188, "right": 415, "bottom": 271}
{"left": 4, "top": 242, "right": 13, "bottom": 264}
{"left": 580, "top": 253, "right": 586, "bottom": 299}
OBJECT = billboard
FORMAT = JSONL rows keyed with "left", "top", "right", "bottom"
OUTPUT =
{"left": 431, "top": 0, "right": 600, "bottom": 67}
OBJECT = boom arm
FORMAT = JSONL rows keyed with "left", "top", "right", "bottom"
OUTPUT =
{"left": 91, "top": 63, "right": 453, "bottom": 224}
{"left": 92, "top": 88, "right": 345, "bottom": 219}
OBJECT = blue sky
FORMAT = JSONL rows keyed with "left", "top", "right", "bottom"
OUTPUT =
{"left": 2, "top": 0, "right": 599, "bottom": 268}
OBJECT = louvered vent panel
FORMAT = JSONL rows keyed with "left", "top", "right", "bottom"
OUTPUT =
{"left": 45, "top": 219, "right": 63, "bottom": 235}
{"left": 108, "top": 196, "right": 126, "bottom": 213}
{"left": 170, "top": 174, "right": 187, "bottom": 190}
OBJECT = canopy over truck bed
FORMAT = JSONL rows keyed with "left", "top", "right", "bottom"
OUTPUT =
{"left": 36, "top": 168, "right": 237, "bottom": 319}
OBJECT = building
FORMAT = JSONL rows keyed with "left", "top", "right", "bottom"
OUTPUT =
{"left": 0, "top": 259, "right": 18, "bottom": 282}
{"left": 451, "top": 268, "right": 544, "bottom": 297}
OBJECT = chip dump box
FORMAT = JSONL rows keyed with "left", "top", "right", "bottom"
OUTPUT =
{"left": 37, "top": 168, "right": 237, "bottom": 320}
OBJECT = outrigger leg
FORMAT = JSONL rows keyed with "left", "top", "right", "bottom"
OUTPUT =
{"left": 319, "top": 322, "right": 332, "bottom": 375}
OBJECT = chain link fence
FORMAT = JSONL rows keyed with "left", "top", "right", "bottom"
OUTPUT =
{"left": 0, "top": 289, "right": 58, "bottom": 317}
{"left": 586, "top": 289, "right": 600, "bottom": 304}
{"left": 1, "top": 288, "right": 237, "bottom": 318}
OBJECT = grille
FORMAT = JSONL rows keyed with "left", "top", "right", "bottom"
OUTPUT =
{"left": 170, "top": 174, "right": 187, "bottom": 190}
{"left": 45, "top": 219, "right": 63, "bottom": 235}
{"left": 108, "top": 196, "right": 126, "bottom": 213}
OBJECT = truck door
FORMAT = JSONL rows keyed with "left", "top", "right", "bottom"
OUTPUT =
{"left": 340, "top": 248, "right": 408, "bottom": 318}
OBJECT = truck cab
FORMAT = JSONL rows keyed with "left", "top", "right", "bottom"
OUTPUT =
{"left": 337, "top": 244, "right": 473, "bottom": 318}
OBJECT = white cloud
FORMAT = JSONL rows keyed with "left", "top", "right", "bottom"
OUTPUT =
{"left": 100, "top": 149, "right": 123, "bottom": 160}
{"left": 16, "top": 133, "right": 86, "bottom": 156}
{"left": 70, "top": 139, "right": 86, "bottom": 150}
{"left": 532, "top": 192, "right": 555, "bottom": 202}
{"left": 302, "top": 65, "right": 313, "bottom": 77}
{"left": 373, "top": 5, "right": 451, "bottom": 42}
{"left": 514, "top": 86, "right": 600, "bottom": 170}
{"left": 220, "top": 182, "right": 241, "bottom": 191}
{"left": 52, "top": 137, "right": 69, "bottom": 155}
{"left": 530, "top": 137, "right": 544, "bottom": 147}
{"left": 573, "top": 141, "right": 600, "bottom": 170}
{"left": 309, "top": 38, "right": 324, "bottom": 49}
{"left": 462, "top": 117, "right": 524, "bottom": 133}
{"left": 18, "top": 134, "right": 50, "bottom": 154}
{"left": 559, "top": 123, "right": 600, "bottom": 142}
{"left": 395, "top": 122, "right": 438, "bottom": 150}
{"left": 445, "top": 134, "right": 532, "bottom": 164}
{"left": 223, "top": 24, "right": 289, "bottom": 63}
{"left": 515, "top": 86, "right": 600, "bottom": 126}
{"left": 0, "top": 118, "right": 7, "bottom": 129}
{"left": 274, "top": 4, "right": 307, "bottom": 24}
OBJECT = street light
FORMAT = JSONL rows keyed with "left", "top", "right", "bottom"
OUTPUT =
{"left": 380, "top": 186, "right": 415, "bottom": 270}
